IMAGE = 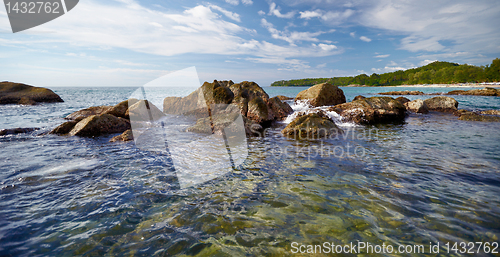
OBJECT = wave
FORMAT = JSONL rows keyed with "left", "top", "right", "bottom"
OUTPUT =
{"left": 283, "top": 100, "right": 357, "bottom": 127}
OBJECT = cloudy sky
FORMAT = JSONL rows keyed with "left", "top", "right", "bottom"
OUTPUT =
{"left": 1, "top": 0, "right": 499, "bottom": 88}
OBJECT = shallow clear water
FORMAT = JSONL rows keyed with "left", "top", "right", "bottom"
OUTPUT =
{"left": 1, "top": 86, "right": 499, "bottom": 256}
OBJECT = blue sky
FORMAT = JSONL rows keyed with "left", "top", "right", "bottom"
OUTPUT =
{"left": 1, "top": 0, "right": 499, "bottom": 88}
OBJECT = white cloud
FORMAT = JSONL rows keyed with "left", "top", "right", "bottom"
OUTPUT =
{"left": 260, "top": 18, "right": 334, "bottom": 45}
{"left": 241, "top": 0, "right": 253, "bottom": 5}
{"left": 375, "top": 54, "right": 389, "bottom": 58}
{"left": 419, "top": 59, "right": 437, "bottom": 66}
{"left": 350, "top": 32, "right": 355, "bottom": 37}
{"left": 225, "top": 0, "right": 239, "bottom": 5}
{"left": 269, "top": 2, "right": 296, "bottom": 19}
{"left": 299, "top": 10, "right": 322, "bottom": 19}
{"left": 371, "top": 66, "right": 407, "bottom": 73}
{"left": 315, "top": 43, "right": 337, "bottom": 51}
{"left": 258, "top": 10, "right": 266, "bottom": 15}
{"left": 209, "top": 5, "right": 241, "bottom": 22}
{"left": 360, "top": 36, "right": 371, "bottom": 42}
{"left": 316, "top": 63, "right": 327, "bottom": 68}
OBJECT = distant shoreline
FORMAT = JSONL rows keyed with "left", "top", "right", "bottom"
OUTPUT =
{"left": 339, "top": 82, "right": 500, "bottom": 88}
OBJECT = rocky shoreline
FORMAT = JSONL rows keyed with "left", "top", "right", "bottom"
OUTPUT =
{"left": 3, "top": 80, "right": 500, "bottom": 141}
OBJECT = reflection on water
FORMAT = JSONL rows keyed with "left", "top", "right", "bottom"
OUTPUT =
{"left": 0, "top": 87, "right": 499, "bottom": 256}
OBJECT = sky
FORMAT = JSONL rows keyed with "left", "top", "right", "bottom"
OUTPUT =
{"left": 1, "top": 0, "right": 499, "bottom": 88}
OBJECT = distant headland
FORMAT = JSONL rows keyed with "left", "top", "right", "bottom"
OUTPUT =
{"left": 271, "top": 58, "right": 500, "bottom": 87}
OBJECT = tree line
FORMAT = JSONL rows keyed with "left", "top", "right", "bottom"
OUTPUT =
{"left": 270, "top": 58, "right": 500, "bottom": 87}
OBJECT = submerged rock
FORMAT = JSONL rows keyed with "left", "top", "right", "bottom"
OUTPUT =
{"left": 109, "top": 129, "right": 134, "bottom": 142}
{"left": 446, "top": 87, "right": 500, "bottom": 96}
{"left": 282, "top": 111, "right": 342, "bottom": 139}
{"left": 458, "top": 111, "right": 500, "bottom": 122}
{"left": 294, "top": 82, "right": 346, "bottom": 107}
{"left": 480, "top": 110, "right": 500, "bottom": 115}
{"left": 68, "top": 114, "right": 131, "bottom": 137}
{"left": 423, "top": 96, "right": 458, "bottom": 113}
{"left": 0, "top": 127, "right": 39, "bottom": 136}
{"left": 126, "top": 100, "right": 165, "bottom": 121}
{"left": 329, "top": 96, "right": 406, "bottom": 125}
{"left": 404, "top": 99, "right": 429, "bottom": 114}
{"left": 0, "top": 81, "right": 63, "bottom": 105}
{"left": 378, "top": 90, "right": 424, "bottom": 95}
{"left": 66, "top": 106, "right": 113, "bottom": 121}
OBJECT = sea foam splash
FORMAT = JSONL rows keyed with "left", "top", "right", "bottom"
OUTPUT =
{"left": 283, "top": 99, "right": 357, "bottom": 127}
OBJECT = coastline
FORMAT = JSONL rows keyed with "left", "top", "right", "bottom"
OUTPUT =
{"left": 389, "top": 82, "right": 500, "bottom": 88}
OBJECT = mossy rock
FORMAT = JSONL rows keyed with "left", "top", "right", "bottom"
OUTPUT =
{"left": 458, "top": 111, "right": 500, "bottom": 122}
{"left": 330, "top": 96, "right": 406, "bottom": 124}
{"left": 282, "top": 111, "right": 342, "bottom": 139}
{"left": 0, "top": 81, "right": 63, "bottom": 105}
{"left": 247, "top": 97, "right": 272, "bottom": 123}
{"left": 423, "top": 96, "right": 458, "bottom": 113}
{"left": 267, "top": 97, "right": 293, "bottom": 121}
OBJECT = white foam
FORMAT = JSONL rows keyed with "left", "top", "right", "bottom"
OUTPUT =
{"left": 284, "top": 100, "right": 358, "bottom": 128}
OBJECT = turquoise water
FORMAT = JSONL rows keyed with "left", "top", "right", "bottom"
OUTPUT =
{"left": 0, "top": 86, "right": 499, "bottom": 256}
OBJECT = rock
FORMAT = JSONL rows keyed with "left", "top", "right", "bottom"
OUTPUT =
{"left": 294, "top": 82, "right": 346, "bottom": 107}
{"left": 480, "top": 110, "right": 500, "bottom": 115}
{"left": 378, "top": 90, "right": 424, "bottom": 95}
{"left": 0, "top": 127, "right": 39, "bottom": 136}
{"left": 0, "top": 81, "right": 64, "bottom": 105}
{"left": 50, "top": 121, "right": 78, "bottom": 135}
{"left": 267, "top": 96, "right": 293, "bottom": 121}
{"left": 423, "top": 96, "right": 458, "bottom": 113}
{"left": 109, "top": 129, "right": 134, "bottom": 142}
{"left": 446, "top": 87, "right": 500, "bottom": 96}
{"left": 458, "top": 111, "right": 500, "bottom": 122}
{"left": 68, "top": 114, "right": 131, "bottom": 137}
{"left": 126, "top": 100, "right": 165, "bottom": 121}
{"left": 105, "top": 98, "right": 139, "bottom": 118}
{"left": 187, "top": 112, "right": 241, "bottom": 134}
{"left": 276, "top": 95, "right": 293, "bottom": 101}
{"left": 404, "top": 99, "right": 429, "bottom": 114}
{"left": 66, "top": 106, "right": 113, "bottom": 121}
{"left": 329, "top": 96, "right": 406, "bottom": 125}
{"left": 281, "top": 111, "right": 342, "bottom": 139}
{"left": 353, "top": 95, "right": 366, "bottom": 101}
{"left": 395, "top": 97, "right": 410, "bottom": 105}
{"left": 163, "top": 80, "right": 290, "bottom": 136}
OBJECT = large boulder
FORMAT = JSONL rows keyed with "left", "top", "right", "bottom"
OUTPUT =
{"left": 282, "top": 111, "right": 342, "bottom": 139}
{"left": 329, "top": 96, "right": 406, "bottom": 124}
{"left": 0, "top": 82, "right": 63, "bottom": 105}
{"left": 68, "top": 114, "right": 131, "bottom": 137}
{"left": 404, "top": 99, "right": 429, "bottom": 114}
{"left": 105, "top": 98, "right": 139, "bottom": 118}
{"left": 163, "top": 80, "right": 292, "bottom": 135}
{"left": 423, "top": 96, "right": 458, "bottom": 113}
{"left": 66, "top": 106, "right": 113, "bottom": 121}
{"left": 294, "top": 82, "right": 346, "bottom": 107}
{"left": 126, "top": 100, "right": 165, "bottom": 121}
{"left": 446, "top": 87, "right": 500, "bottom": 96}
{"left": 378, "top": 90, "right": 424, "bottom": 95}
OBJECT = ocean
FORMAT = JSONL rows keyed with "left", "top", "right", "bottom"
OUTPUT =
{"left": 1, "top": 86, "right": 499, "bottom": 256}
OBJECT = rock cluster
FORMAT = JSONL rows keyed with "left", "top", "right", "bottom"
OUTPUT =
{"left": 0, "top": 81, "right": 63, "bottom": 105}
{"left": 446, "top": 87, "right": 500, "bottom": 96}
